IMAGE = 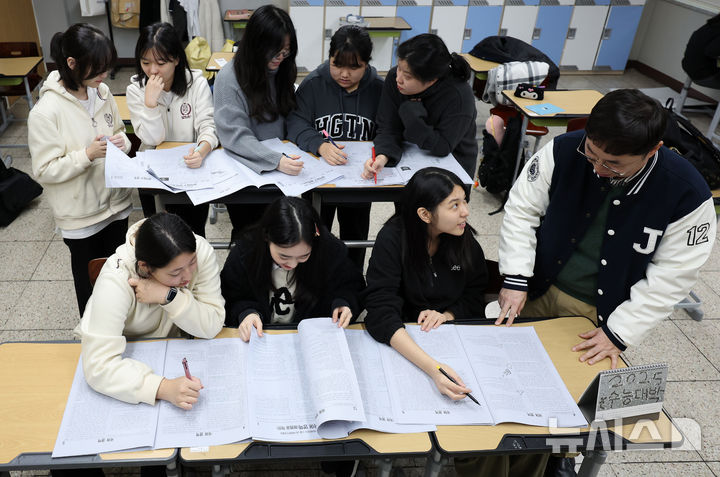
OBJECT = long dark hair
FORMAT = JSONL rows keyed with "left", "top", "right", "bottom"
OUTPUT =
{"left": 395, "top": 167, "right": 477, "bottom": 278}
{"left": 135, "top": 213, "right": 196, "bottom": 273}
{"left": 329, "top": 25, "right": 372, "bottom": 66}
{"left": 233, "top": 5, "right": 297, "bottom": 122}
{"left": 396, "top": 33, "right": 470, "bottom": 83}
{"left": 50, "top": 23, "right": 117, "bottom": 91}
{"left": 134, "top": 22, "right": 192, "bottom": 97}
{"left": 246, "top": 197, "right": 328, "bottom": 311}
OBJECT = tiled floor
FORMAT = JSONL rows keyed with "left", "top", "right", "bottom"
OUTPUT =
{"left": 1, "top": 67, "right": 720, "bottom": 477}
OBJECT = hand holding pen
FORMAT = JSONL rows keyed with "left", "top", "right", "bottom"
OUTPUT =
{"left": 278, "top": 152, "right": 303, "bottom": 175}
{"left": 435, "top": 365, "right": 479, "bottom": 404}
{"left": 155, "top": 357, "right": 203, "bottom": 410}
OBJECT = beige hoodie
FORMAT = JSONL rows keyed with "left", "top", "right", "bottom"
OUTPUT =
{"left": 75, "top": 219, "right": 225, "bottom": 405}
{"left": 28, "top": 71, "right": 132, "bottom": 230}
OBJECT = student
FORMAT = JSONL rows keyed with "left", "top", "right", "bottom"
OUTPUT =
{"left": 28, "top": 23, "right": 132, "bottom": 317}
{"left": 213, "top": 4, "right": 301, "bottom": 240}
{"left": 682, "top": 14, "right": 720, "bottom": 89}
{"left": 287, "top": 25, "right": 384, "bottom": 268}
{"left": 364, "top": 167, "right": 488, "bottom": 399}
{"left": 220, "top": 196, "right": 365, "bottom": 341}
{"left": 362, "top": 34, "right": 478, "bottom": 181}
{"left": 126, "top": 22, "right": 218, "bottom": 237}
{"left": 76, "top": 213, "right": 224, "bottom": 407}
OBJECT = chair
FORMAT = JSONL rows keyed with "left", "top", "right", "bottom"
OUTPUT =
{"left": 88, "top": 258, "right": 107, "bottom": 288}
{"left": 0, "top": 42, "right": 42, "bottom": 104}
{"left": 565, "top": 117, "right": 588, "bottom": 133}
{"left": 490, "top": 105, "right": 549, "bottom": 154}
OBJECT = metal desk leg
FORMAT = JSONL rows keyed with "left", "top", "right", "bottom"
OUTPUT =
{"left": 423, "top": 448, "right": 446, "bottom": 477}
{"left": 511, "top": 115, "right": 529, "bottom": 184}
{"left": 311, "top": 190, "right": 322, "bottom": 214}
{"left": 376, "top": 457, "right": 393, "bottom": 477}
{"left": 166, "top": 459, "right": 179, "bottom": 477}
{"left": 577, "top": 450, "right": 607, "bottom": 477}
{"left": 24, "top": 76, "right": 34, "bottom": 109}
{"left": 212, "top": 463, "right": 230, "bottom": 477}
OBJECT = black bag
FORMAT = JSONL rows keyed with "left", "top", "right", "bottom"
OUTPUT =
{"left": 663, "top": 99, "right": 720, "bottom": 189}
{"left": 0, "top": 160, "right": 43, "bottom": 226}
{"left": 478, "top": 115, "right": 524, "bottom": 195}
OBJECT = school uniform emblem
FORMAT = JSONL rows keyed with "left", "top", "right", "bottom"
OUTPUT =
{"left": 104, "top": 113, "right": 113, "bottom": 127}
{"left": 180, "top": 102, "right": 192, "bottom": 119}
{"left": 527, "top": 156, "right": 539, "bottom": 182}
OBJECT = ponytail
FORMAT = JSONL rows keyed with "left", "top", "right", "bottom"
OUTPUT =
{"left": 397, "top": 33, "right": 466, "bottom": 83}
{"left": 449, "top": 52, "right": 471, "bottom": 82}
{"left": 49, "top": 23, "right": 116, "bottom": 91}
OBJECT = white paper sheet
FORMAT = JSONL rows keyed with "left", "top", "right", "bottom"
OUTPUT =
{"left": 260, "top": 139, "right": 343, "bottom": 196}
{"left": 329, "top": 142, "right": 405, "bottom": 187}
{"left": 104, "top": 141, "right": 171, "bottom": 190}
{"left": 396, "top": 143, "right": 474, "bottom": 185}
{"left": 136, "top": 145, "right": 214, "bottom": 191}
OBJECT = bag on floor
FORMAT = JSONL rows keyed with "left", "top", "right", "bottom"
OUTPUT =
{"left": 663, "top": 99, "right": 720, "bottom": 189}
{"left": 0, "top": 160, "right": 43, "bottom": 226}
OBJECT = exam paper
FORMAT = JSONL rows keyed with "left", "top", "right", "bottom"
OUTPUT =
{"left": 330, "top": 142, "right": 405, "bottom": 187}
{"left": 137, "top": 145, "right": 214, "bottom": 191}
{"left": 104, "top": 141, "right": 170, "bottom": 190}
{"left": 260, "top": 139, "right": 343, "bottom": 195}
{"left": 396, "top": 143, "right": 474, "bottom": 184}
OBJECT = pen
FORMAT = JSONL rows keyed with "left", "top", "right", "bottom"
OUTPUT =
{"left": 182, "top": 357, "right": 192, "bottom": 380}
{"left": 437, "top": 366, "right": 480, "bottom": 406}
{"left": 371, "top": 146, "right": 377, "bottom": 184}
{"left": 322, "top": 129, "right": 339, "bottom": 148}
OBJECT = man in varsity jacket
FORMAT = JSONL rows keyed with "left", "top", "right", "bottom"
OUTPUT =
{"left": 496, "top": 89, "right": 716, "bottom": 368}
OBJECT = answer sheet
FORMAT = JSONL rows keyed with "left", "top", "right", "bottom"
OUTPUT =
{"left": 396, "top": 143, "right": 474, "bottom": 184}
{"left": 137, "top": 145, "right": 214, "bottom": 191}
{"left": 104, "top": 142, "right": 171, "bottom": 190}
{"left": 330, "top": 141, "right": 405, "bottom": 187}
{"left": 260, "top": 139, "right": 343, "bottom": 196}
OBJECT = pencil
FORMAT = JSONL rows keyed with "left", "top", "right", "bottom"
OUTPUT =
{"left": 321, "top": 129, "right": 339, "bottom": 148}
{"left": 371, "top": 146, "right": 377, "bottom": 184}
{"left": 437, "top": 366, "right": 480, "bottom": 405}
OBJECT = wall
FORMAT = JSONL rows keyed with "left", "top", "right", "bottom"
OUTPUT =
{"left": 630, "top": 0, "right": 720, "bottom": 99}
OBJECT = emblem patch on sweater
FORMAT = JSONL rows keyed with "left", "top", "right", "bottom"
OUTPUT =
{"left": 180, "top": 103, "right": 192, "bottom": 119}
{"left": 527, "top": 156, "right": 539, "bottom": 182}
{"left": 104, "top": 113, "right": 113, "bottom": 127}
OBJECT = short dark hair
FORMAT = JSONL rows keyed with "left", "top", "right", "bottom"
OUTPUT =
{"left": 233, "top": 4, "right": 297, "bottom": 122}
{"left": 329, "top": 25, "right": 372, "bottom": 67}
{"left": 585, "top": 89, "right": 667, "bottom": 156}
{"left": 134, "top": 22, "right": 193, "bottom": 97}
{"left": 135, "top": 213, "right": 197, "bottom": 271}
{"left": 395, "top": 167, "right": 477, "bottom": 278}
{"left": 50, "top": 23, "right": 117, "bottom": 91}
{"left": 396, "top": 33, "right": 470, "bottom": 83}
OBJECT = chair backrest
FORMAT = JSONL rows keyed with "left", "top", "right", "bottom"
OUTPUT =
{"left": 0, "top": 42, "right": 39, "bottom": 58}
{"left": 566, "top": 117, "right": 588, "bottom": 133}
{"left": 88, "top": 258, "right": 108, "bottom": 288}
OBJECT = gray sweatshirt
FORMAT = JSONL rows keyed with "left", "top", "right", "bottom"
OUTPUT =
{"left": 213, "top": 59, "right": 286, "bottom": 174}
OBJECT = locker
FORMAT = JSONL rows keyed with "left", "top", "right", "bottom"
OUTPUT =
{"left": 531, "top": 5, "right": 573, "bottom": 66}
{"left": 560, "top": 5, "right": 609, "bottom": 71}
{"left": 499, "top": 5, "right": 538, "bottom": 45}
{"left": 430, "top": 5, "right": 468, "bottom": 54}
{"left": 595, "top": 5, "right": 644, "bottom": 71}
{"left": 461, "top": 3, "right": 502, "bottom": 53}
{"left": 290, "top": 4, "right": 325, "bottom": 72}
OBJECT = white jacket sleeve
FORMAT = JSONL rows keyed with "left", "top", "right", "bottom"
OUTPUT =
{"left": 126, "top": 82, "right": 167, "bottom": 146}
{"left": 28, "top": 109, "right": 93, "bottom": 184}
{"left": 160, "top": 236, "right": 225, "bottom": 338}
{"left": 109, "top": 95, "right": 131, "bottom": 153}
{"left": 498, "top": 143, "right": 556, "bottom": 283}
{"left": 80, "top": 272, "right": 165, "bottom": 405}
{"left": 606, "top": 198, "right": 717, "bottom": 347}
{"left": 190, "top": 75, "right": 219, "bottom": 150}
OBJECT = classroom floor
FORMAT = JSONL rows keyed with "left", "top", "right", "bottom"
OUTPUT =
{"left": 1, "top": 67, "right": 720, "bottom": 477}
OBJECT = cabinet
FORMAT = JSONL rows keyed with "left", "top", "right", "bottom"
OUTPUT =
{"left": 461, "top": 2, "right": 502, "bottom": 53}
{"left": 531, "top": 4, "right": 573, "bottom": 66}
{"left": 595, "top": 2, "right": 645, "bottom": 71}
{"left": 560, "top": 5, "right": 609, "bottom": 71}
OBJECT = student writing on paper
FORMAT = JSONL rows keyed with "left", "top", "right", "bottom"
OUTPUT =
{"left": 75, "top": 213, "right": 224, "bottom": 408}
{"left": 126, "top": 22, "right": 218, "bottom": 237}
{"left": 364, "top": 167, "right": 488, "bottom": 399}
{"left": 213, "top": 5, "right": 302, "bottom": 241}
{"left": 28, "top": 23, "right": 132, "bottom": 317}
{"left": 220, "top": 196, "right": 365, "bottom": 341}
{"left": 362, "top": 34, "right": 478, "bottom": 181}
{"left": 287, "top": 25, "right": 384, "bottom": 268}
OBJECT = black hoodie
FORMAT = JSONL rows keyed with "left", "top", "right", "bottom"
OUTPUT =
{"left": 287, "top": 60, "right": 384, "bottom": 154}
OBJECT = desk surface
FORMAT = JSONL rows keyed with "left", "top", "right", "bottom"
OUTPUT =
{"left": 502, "top": 89, "right": 604, "bottom": 118}
{"left": 206, "top": 52, "right": 234, "bottom": 72}
{"left": 459, "top": 53, "right": 500, "bottom": 73}
{"left": 114, "top": 94, "right": 130, "bottom": 122}
{"left": 0, "top": 56, "right": 43, "bottom": 77}
{"left": 364, "top": 17, "right": 411, "bottom": 30}
{"left": 433, "top": 317, "right": 681, "bottom": 454}
{"left": 0, "top": 341, "right": 175, "bottom": 468}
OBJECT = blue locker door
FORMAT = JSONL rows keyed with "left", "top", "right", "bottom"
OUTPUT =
{"left": 462, "top": 6, "right": 502, "bottom": 53}
{"left": 396, "top": 6, "right": 432, "bottom": 44}
{"left": 531, "top": 6, "right": 573, "bottom": 66}
{"left": 595, "top": 5, "right": 644, "bottom": 71}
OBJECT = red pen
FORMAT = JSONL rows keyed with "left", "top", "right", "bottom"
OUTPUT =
{"left": 182, "top": 357, "right": 192, "bottom": 379}
{"left": 371, "top": 147, "right": 377, "bottom": 184}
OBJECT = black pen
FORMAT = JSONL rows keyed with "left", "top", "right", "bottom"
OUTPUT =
{"left": 437, "top": 366, "right": 480, "bottom": 406}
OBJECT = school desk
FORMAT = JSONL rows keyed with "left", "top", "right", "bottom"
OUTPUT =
{"left": 501, "top": 89, "right": 604, "bottom": 183}
{"left": 206, "top": 52, "right": 235, "bottom": 72}
{"left": 179, "top": 326, "right": 432, "bottom": 477}
{"left": 425, "top": 316, "right": 682, "bottom": 477}
{"left": 459, "top": 53, "right": 500, "bottom": 81}
{"left": 0, "top": 341, "right": 178, "bottom": 475}
{"left": 0, "top": 56, "right": 42, "bottom": 109}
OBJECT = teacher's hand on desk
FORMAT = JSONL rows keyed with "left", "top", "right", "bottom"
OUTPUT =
{"left": 573, "top": 327, "right": 621, "bottom": 369}
{"left": 157, "top": 375, "right": 204, "bottom": 410}
{"left": 361, "top": 153, "right": 388, "bottom": 179}
{"left": 496, "top": 288, "right": 527, "bottom": 326}
{"left": 318, "top": 142, "right": 348, "bottom": 165}
{"left": 238, "top": 313, "right": 264, "bottom": 342}
{"left": 278, "top": 154, "right": 304, "bottom": 175}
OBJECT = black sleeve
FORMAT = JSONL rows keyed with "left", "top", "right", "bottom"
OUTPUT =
{"left": 373, "top": 71, "right": 405, "bottom": 166}
{"left": 324, "top": 240, "right": 366, "bottom": 321}
{"left": 363, "top": 223, "right": 406, "bottom": 344}
{"left": 397, "top": 88, "right": 475, "bottom": 157}
{"left": 446, "top": 238, "right": 488, "bottom": 320}
{"left": 286, "top": 79, "right": 325, "bottom": 154}
{"left": 220, "top": 245, "right": 267, "bottom": 327}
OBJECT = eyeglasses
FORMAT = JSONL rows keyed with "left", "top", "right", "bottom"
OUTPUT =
{"left": 576, "top": 135, "right": 644, "bottom": 177}
{"left": 272, "top": 48, "right": 291, "bottom": 60}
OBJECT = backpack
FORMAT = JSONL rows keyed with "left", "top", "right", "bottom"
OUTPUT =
{"left": 663, "top": 99, "right": 720, "bottom": 189}
{"left": 477, "top": 115, "right": 524, "bottom": 211}
{"left": 0, "top": 159, "right": 43, "bottom": 227}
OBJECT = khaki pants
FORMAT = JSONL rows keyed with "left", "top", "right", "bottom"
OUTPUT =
{"left": 521, "top": 285, "right": 598, "bottom": 326}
